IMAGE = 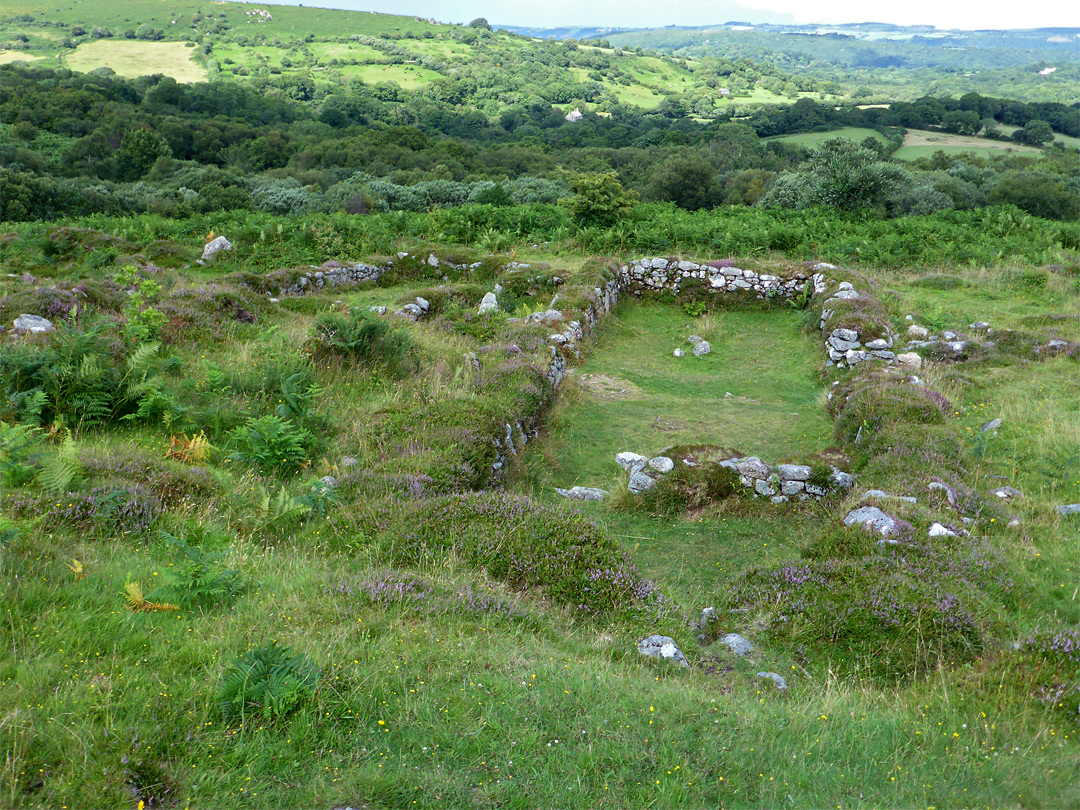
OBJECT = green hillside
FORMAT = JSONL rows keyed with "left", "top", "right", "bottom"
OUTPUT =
{"left": 0, "top": 0, "right": 834, "bottom": 113}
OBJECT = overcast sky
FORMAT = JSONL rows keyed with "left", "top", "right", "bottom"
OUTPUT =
{"left": 262, "top": 0, "right": 1080, "bottom": 30}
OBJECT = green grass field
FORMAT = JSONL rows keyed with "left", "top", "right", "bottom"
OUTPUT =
{"left": 768, "top": 127, "right": 891, "bottom": 148}
{"left": 63, "top": 40, "right": 206, "bottom": 82}
{"left": 893, "top": 129, "right": 1044, "bottom": 160}
{"left": 524, "top": 302, "right": 832, "bottom": 492}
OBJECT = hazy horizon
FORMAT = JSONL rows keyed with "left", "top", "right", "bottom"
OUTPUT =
{"left": 248, "top": 0, "right": 1080, "bottom": 32}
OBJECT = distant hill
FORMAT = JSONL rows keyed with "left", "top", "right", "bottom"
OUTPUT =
{"left": 0, "top": 0, "right": 834, "bottom": 113}
{"left": 601, "top": 22, "right": 1080, "bottom": 102}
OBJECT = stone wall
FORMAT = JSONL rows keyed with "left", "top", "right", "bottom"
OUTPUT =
{"left": 613, "top": 450, "right": 854, "bottom": 504}
{"left": 618, "top": 257, "right": 828, "bottom": 300}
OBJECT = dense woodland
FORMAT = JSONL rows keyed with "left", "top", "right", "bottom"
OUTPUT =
{"left": 2, "top": 64, "right": 1078, "bottom": 223}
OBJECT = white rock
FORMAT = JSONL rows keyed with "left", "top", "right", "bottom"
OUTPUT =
{"left": 928, "top": 523, "right": 957, "bottom": 538}
{"left": 673, "top": 348, "right": 685, "bottom": 357}
{"left": 615, "top": 452, "right": 649, "bottom": 472}
{"left": 201, "top": 235, "right": 232, "bottom": 262}
{"left": 637, "top": 635, "right": 689, "bottom": 667}
{"left": 478, "top": 292, "right": 499, "bottom": 314}
{"left": 648, "top": 456, "right": 674, "bottom": 474}
{"left": 686, "top": 334, "right": 703, "bottom": 345}
{"left": 692, "top": 341, "right": 711, "bottom": 357}
{"left": 907, "top": 325, "right": 929, "bottom": 339}
{"left": 13, "top": 314, "right": 53, "bottom": 333}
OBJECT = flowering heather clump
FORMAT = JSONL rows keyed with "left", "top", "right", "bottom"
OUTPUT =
{"left": 339, "top": 572, "right": 431, "bottom": 606}
{"left": 380, "top": 491, "right": 674, "bottom": 619}
{"left": 833, "top": 379, "right": 948, "bottom": 445}
{"left": 80, "top": 448, "right": 216, "bottom": 507}
{"left": 157, "top": 285, "right": 260, "bottom": 343}
{"left": 724, "top": 531, "right": 1010, "bottom": 677}
{"left": 706, "top": 259, "right": 737, "bottom": 269}
{"left": 332, "top": 572, "right": 529, "bottom": 622}
{"left": 1022, "top": 629, "right": 1080, "bottom": 663}
{"left": 4, "top": 485, "right": 162, "bottom": 536}
{"left": 1019, "top": 630, "right": 1080, "bottom": 716}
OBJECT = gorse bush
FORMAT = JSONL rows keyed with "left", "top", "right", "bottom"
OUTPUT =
{"left": 216, "top": 642, "right": 319, "bottom": 723}
{"left": 307, "top": 307, "right": 414, "bottom": 375}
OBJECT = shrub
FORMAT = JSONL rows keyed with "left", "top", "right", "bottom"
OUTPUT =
{"left": 306, "top": 307, "right": 413, "bottom": 375}
{"left": 216, "top": 642, "right": 319, "bottom": 723}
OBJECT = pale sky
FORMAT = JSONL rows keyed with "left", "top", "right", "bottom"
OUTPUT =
{"left": 259, "top": 0, "right": 1080, "bottom": 30}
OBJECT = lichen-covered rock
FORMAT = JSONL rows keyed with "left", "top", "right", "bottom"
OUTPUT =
{"left": 736, "top": 457, "right": 771, "bottom": 479}
{"left": 637, "top": 634, "right": 689, "bottom": 667}
{"left": 616, "top": 452, "right": 649, "bottom": 472}
{"left": 757, "top": 671, "right": 788, "bottom": 690}
{"left": 555, "top": 486, "right": 609, "bottom": 501}
{"left": 13, "top": 314, "right": 53, "bottom": 333}
{"left": 844, "top": 506, "right": 898, "bottom": 535}
{"left": 719, "top": 633, "right": 754, "bottom": 656}
{"left": 691, "top": 341, "right": 711, "bottom": 357}
{"left": 777, "top": 464, "right": 812, "bottom": 481}
{"left": 201, "top": 235, "right": 232, "bottom": 263}
{"left": 628, "top": 469, "right": 657, "bottom": 494}
{"left": 648, "top": 456, "right": 674, "bottom": 474}
{"left": 896, "top": 352, "right": 923, "bottom": 370}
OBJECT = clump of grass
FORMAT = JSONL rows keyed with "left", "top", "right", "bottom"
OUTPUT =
{"left": 306, "top": 306, "right": 415, "bottom": 375}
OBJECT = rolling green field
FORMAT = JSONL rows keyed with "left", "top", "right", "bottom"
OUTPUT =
{"left": 63, "top": 39, "right": 206, "bottom": 82}
{"left": 894, "top": 129, "right": 1044, "bottom": 160}
{"left": 767, "top": 127, "right": 891, "bottom": 148}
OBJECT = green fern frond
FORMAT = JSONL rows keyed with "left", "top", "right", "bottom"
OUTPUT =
{"left": 37, "top": 436, "right": 84, "bottom": 494}
{"left": 216, "top": 642, "right": 319, "bottom": 723}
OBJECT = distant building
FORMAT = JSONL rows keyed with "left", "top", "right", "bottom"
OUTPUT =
{"left": 1038, "top": 66, "right": 1057, "bottom": 75}
{"left": 719, "top": 88, "right": 730, "bottom": 96}
{"left": 565, "top": 108, "right": 583, "bottom": 122}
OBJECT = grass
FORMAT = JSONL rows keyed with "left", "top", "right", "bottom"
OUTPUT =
{"left": 768, "top": 127, "right": 891, "bottom": 148}
{"left": 63, "top": 40, "right": 206, "bottom": 83}
{"left": 1, "top": 235, "right": 1078, "bottom": 807}
{"left": 343, "top": 63, "right": 442, "bottom": 89}
{"left": 521, "top": 301, "right": 833, "bottom": 493}
{"left": 893, "top": 129, "right": 1044, "bottom": 161}
{"left": 0, "top": 50, "right": 45, "bottom": 64}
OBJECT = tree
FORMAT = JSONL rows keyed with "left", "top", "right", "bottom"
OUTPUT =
{"left": 645, "top": 155, "right": 720, "bottom": 210}
{"left": 1017, "top": 119, "right": 1054, "bottom": 146}
{"left": 760, "top": 138, "right": 951, "bottom": 217}
{"left": 468, "top": 18, "right": 492, "bottom": 30}
{"left": 562, "top": 171, "right": 638, "bottom": 227}
{"left": 117, "top": 129, "right": 171, "bottom": 181}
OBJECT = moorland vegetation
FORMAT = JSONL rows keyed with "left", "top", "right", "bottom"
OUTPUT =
{"left": 1, "top": 2, "right": 1078, "bottom": 808}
